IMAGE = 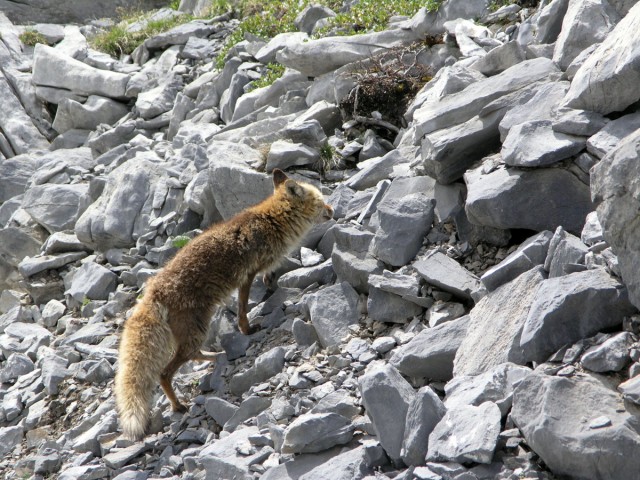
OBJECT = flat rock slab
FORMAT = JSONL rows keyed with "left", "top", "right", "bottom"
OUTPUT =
{"left": 359, "top": 362, "right": 415, "bottom": 465}
{"left": 413, "top": 58, "right": 560, "bottom": 137}
{"left": 401, "top": 386, "right": 446, "bottom": 466}
{"left": 391, "top": 315, "right": 470, "bottom": 381}
{"left": 520, "top": 268, "right": 636, "bottom": 363}
{"left": 413, "top": 250, "right": 484, "bottom": 302}
{"left": 465, "top": 164, "right": 593, "bottom": 235}
{"left": 586, "top": 112, "right": 640, "bottom": 159}
{"left": 281, "top": 413, "right": 354, "bottom": 454}
{"left": 501, "top": 120, "right": 585, "bottom": 167}
{"left": 512, "top": 371, "right": 640, "bottom": 480}
{"left": 427, "top": 401, "right": 501, "bottom": 464}
{"left": 32, "top": 44, "right": 130, "bottom": 99}
{"left": 563, "top": 1, "right": 640, "bottom": 114}
{"left": 304, "top": 282, "right": 359, "bottom": 348}
{"left": 592, "top": 129, "right": 640, "bottom": 310}
{"left": 454, "top": 267, "right": 546, "bottom": 377}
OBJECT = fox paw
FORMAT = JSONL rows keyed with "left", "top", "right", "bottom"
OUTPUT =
{"left": 240, "top": 324, "right": 261, "bottom": 335}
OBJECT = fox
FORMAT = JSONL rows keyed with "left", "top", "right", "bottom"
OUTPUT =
{"left": 114, "top": 168, "right": 334, "bottom": 440}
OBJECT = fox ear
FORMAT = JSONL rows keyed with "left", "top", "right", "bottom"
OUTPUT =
{"left": 272, "top": 169, "right": 288, "bottom": 188}
{"left": 284, "top": 179, "right": 303, "bottom": 198}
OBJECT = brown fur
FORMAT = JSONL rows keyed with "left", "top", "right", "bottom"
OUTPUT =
{"left": 115, "top": 170, "right": 333, "bottom": 440}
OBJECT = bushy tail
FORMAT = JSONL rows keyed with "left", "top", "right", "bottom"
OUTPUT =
{"left": 115, "top": 301, "right": 173, "bottom": 441}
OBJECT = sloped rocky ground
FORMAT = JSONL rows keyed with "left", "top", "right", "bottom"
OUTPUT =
{"left": 2, "top": 0, "right": 640, "bottom": 479}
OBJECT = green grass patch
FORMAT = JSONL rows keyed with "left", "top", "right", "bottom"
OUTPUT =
{"left": 488, "top": 0, "right": 517, "bottom": 11}
{"left": 19, "top": 29, "right": 47, "bottom": 46}
{"left": 90, "top": 11, "right": 192, "bottom": 57}
{"left": 248, "top": 62, "right": 286, "bottom": 90}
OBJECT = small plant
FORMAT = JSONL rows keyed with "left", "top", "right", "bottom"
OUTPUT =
{"left": 318, "top": 143, "right": 339, "bottom": 173}
{"left": 339, "top": 43, "right": 432, "bottom": 133}
{"left": 249, "top": 62, "right": 285, "bottom": 91}
{"left": 81, "top": 297, "right": 91, "bottom": 307}
{"left": 19, "top": 29, "right": 47, "bottom": 46}
{"left": 488, "top": 0, "right": 517, "bottom": 11}
{"left": 169, "top": 0, "right": 181, "bottom": 10}
{"left": 172, "top": 235, "right": 191, "bottom": 248}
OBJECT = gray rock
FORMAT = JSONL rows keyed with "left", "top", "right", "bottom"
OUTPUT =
{"left": 370, "top": 193, "right": 435, "bottom": 267}
{"left": 413, "top": 58, "right": 560, "bottom": 138}
{"left": 563, "top": 1, "right": 640, "bottom": 114}
{"left": 581, "top": 211, "right": 604, "bottom": 246}
{"left": 52, "top": 95, "right": 129, "bottom": 133}
{"left": 71, "top": 410, "right": 118, "bottom": 455}
{"left": 266, "top": 141, "right": 320, "bottom": 172}
{"left": 62, "top": 322, "right": 112, "bottom": 345}
{"left": 454, "top": 267, "right": 547, "bottom": 377}
{"left": 66, "top": 262, "right": 117, "bottom": 302}
{"left": 262, "top": 446, "right": 356, "bottom": 480}
{"left": 427, "top": 401, "right": 501, "bottom": 464}
{"left": 533, "top": 0, "right": 570, "bottom": 43}
{"left": 445, "top": 362, "right": 531, "bottom": 416}
{"left": 581, "top": 332, "right": 633, "bottom": 372}
{"left": 58, "top": 465, "right": 110, "bottom": 480}
{"left": 359, "top": 362, "right": 415, "bottom": 465}
{"left": 32, "top": 44, "right": 130, "bottom": 98}
{"left": 298, "top": 442, "right": 387, "bottom": 480}
{"left": 310, "top": 390, "right": 360, "bottom": 419}
{"left": 228, "top": 347, "right": 286, "bottom": 396}
{"left": 294, "top": 4, "right": 335, "bottom": 34}
{"left": 23, "top": 184, "right": 90, "bottom": 234}
{"left": 0, "top": 425, "right": 24, "bottom": 458}
{"left": 391, "top": 315, "right": 470, "bottom": 380}
{"left": 277, "top": 259, "right": 335, "bottom": 290}
{"left": 304, "top": 282, "right": 359, "bottom": 348}
{"left": 0, "top": 352, "right": 34, "bottom": 383}
{"left": 277, "top": 28, "right": 421, "bottom": 77}
{"left": 282, "top": 413, "right": 354, "bottom": 454}
{"left": 207, "top": 147, "right": 272, "bottom": 220}
{"left": 591, "top": 129, "right": 640, "bottom": 309}
{"left": 426, "top": 302, "right": 465, "bottom": 328}
{"left": 76, "top": 158, "right": 168, "bottom": 250}
{"left": 401, "top": 386, "right": 446, "bottom": 466}
{"left": 144, "top": 20, "right": 218, "bottom": 50}
{"left": 512, "top": 370, "right": 640, "bottom": 479}
{"left": 501, "top": 120, "right": 585, "bottom": 167}
{"left": 552, "top": 107, "right": 608, "bottom": 137}
{"left": 413, "top": 251, "right": 484, "bottom": 302}
{"left": 470, "top": 41, "right": 525, "bottom": 76}
{"left": 18, "top": 252, "right": 87, "bottom": 278}
{"left": 367, "top": 286, "right": 423, "bottom": 323}
{"left": 224, "top": 396, "right": 271, "bottom": 432}
{"left": 345, "top": 150, "right": 407, "bottom": 191}
{"left": 0, "top": 74, "right": 49, "bottom": 155}
{"left": 586, "top": 112, "right": 640, "bottom": 159}
{"left": 419, "top": 110, "right": 503, "bottom": 184}
{"left": 465, "top": 164, "right": 593, "bottom": 235}
{"left": 552, "top": 0, "right": 618, "bottom": 70}
{"left": 545, "top": 229, "right": 589, "bottom": 278}
{"left": 292, "top": 318, "right": 320, "bottom": 347}
{"left": 198, "top": 426, "right": 262, "bottom": 479}
{"left": 103, "top": 442, "right": 149, "bottom": 470}
{"left": 520, "top": 268, "right": 636, "bottom": 363}
{"left": 41, "top": 355, "right": 71, "bottom": 395}
{"left": 0, "top": 153, "right": 39, "bottom": 202}
{"left": 481, "top": 231, "right": 552, "bottom": 291}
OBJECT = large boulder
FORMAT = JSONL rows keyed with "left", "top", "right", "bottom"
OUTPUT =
{"left": 75, "top": 158, "right": 169, "bottom": 250}
{"left": 563, "top": 1, "right": 640, "bottom": 114}
{"left": 512, "top": 371, "right": 640, "bottom": 480}
{"left": 592, "top": 128, "right": 640, "bottom": 310}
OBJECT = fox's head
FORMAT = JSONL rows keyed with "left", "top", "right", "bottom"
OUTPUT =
{"left": 272, "top": 169, "right": 334, "bottom": 223}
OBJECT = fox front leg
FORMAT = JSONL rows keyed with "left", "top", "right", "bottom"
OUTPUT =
{"left": 237, "top": 272, "right": 260, "bottom": 335}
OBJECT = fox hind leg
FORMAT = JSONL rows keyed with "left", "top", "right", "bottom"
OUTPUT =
{"left": 238, "top": 272, "right": 260, "bottom": 335}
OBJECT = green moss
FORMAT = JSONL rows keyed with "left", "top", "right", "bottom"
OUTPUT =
{"left": 488, "top": 0, "right": 517, "bottom": 12}
{"left": 19, "top": 29, "right": 47, "bottom": 46}
{"left": 249, "top": 62, "right": 286, "bottom": 90}
{"left": 171, "top": 235, "right": 191, "bottom": 248}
